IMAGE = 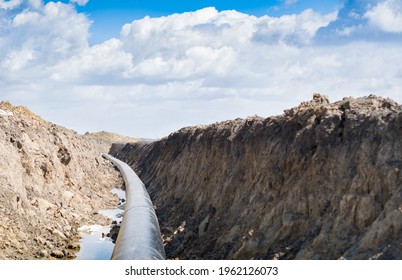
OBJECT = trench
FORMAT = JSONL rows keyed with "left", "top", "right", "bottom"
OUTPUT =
{"left": 74, "top": 188, "right": 125, "bottom": 260}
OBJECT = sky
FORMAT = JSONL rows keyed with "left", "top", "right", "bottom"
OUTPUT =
{"left": 1, "top": 0, "right": 402, "bottom": 138}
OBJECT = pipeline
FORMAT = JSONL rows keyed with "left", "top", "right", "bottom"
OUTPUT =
{"left": 102, "top": 154, "right": 166, "bottom": 260}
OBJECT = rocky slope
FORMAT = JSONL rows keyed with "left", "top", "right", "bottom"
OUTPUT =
{"left": 83, "top": 131, "right": 139, "bottom": 154}
{"left": 110, "top": 94, "right": 402, "bottom": 260}
{"left": 0, "top": 102, "right": 121, "bottom": 259}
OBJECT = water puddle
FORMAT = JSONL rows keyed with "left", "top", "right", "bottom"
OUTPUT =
{"left": 74, "top": 188, "right": 125, "bottom": 260}
{"left": 74, "top": 226, "right": 115, "bottom": 260}
{"left": 111, "top": 188, "right": 126, "bottom": 200}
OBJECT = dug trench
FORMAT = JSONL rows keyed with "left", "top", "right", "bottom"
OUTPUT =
{"left": 2, "top": 94, "right": 402, "bottom": 260}
{"left": 109, "top": 94, "right": 402, "bottom": 260}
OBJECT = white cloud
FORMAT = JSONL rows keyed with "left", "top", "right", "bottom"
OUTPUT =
{"left": 2, "top": 48, "right": 36, "bottom": 72}
{"left": 336, "top": 26, "right": 357, "bottom": 36}
{"left": 285, "top": 0, "right": 299, "bottom": 5}
{"left": 70, "top": 0, "right": 89, "bottom": 6}
{"left": 50, "top": 38, "right": 133, "bottom": 83}
{"left": 28, "top": 0, "right": 42, "bottom": 9}
{"left": 118, "top": 7, "right": 337, "bottom": 87}
{"left": 1, "top": 4, "right": 402, "bottom": 139}
{"left": 0, "top": 1, "right": 91, "bottom": 81}
{"left": 120, "top": 8, "right": 255, "bottom": 61}
{"left": 364, "top": 0, "right": 402, "bottom": 33}
{"left": 253, "top": 9, "right": 337, "bottom": 45}
{"left": 0, "top": 0, "right": 22, "bottom": 9}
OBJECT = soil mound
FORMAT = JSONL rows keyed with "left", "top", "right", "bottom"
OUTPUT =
{"left": 0, "top": 101, "right": 121, "bottom": 259}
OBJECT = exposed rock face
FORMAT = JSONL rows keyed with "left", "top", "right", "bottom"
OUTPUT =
{"left": 0, "top": 102, "right": 120, "bottom": 259}
{"left": 110, "top": 95, "right": 402, "bottom": 260}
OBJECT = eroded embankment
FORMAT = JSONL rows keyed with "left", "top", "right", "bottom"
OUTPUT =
{"left": 110, "top": 95, "right": 402, "bottom": 260}
{"left": 0, "top": 102, "right": 121, "bottom": 259}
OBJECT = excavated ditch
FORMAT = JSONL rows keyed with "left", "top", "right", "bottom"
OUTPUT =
{"left": 110, "top": 94, "right": 402, "bottom": 260}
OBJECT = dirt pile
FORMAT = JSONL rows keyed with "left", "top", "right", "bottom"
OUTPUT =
{"left": 83, "top": 131, "right": 139, "bottom": 153}
{"left": 110, "top": 94, "right": 402, "bottom": 259}
{"left": 0, "top": 101, "right": 121, "bottom": 259}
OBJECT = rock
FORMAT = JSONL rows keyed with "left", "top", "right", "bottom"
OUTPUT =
{"left": 34, "top": 237, "right": 47, "bottom": 245}
{"left": 312, "top": 93, "right": 330, "bottom": 104}
{"left": 64, "top": 251, "right": 76, "bottom": 259}
{"left": 50, "top": 250, "right": 64, "bottom": 259}
{"left": 62, "top": 191, "right": 74, "bottom": 204}
{"left": 0, "top": 109, "right": 13, "bottom": 117}
{"left": 67, "top": 243, "right": 80, "bottom": 250}
{"left": 110, "top": 94, "right": 402, "bottom": 260}
{"left": 36, "top": 198, "right": 55, "bottom": 213}
{"left": 63, "top": 225, "right": 72, "bottom": 232}
{"left": 57, "top": 146, "right": 71, "bottom": 165}
{"left": 45, "top": 241, "right": 54, "bottom": 250}
{"left": 52, "top": 229, "right": 67, "bottom": 240}
{"left": 108, "top": 226, "right": 120, "bottom": 242}
{"left": 39, "top": 250, "right": 48, "bottom": 258}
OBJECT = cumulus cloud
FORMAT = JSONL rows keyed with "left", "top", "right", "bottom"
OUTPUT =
{"left": 364, "top": 0, "right": 402, "bottom": 33}
{"left": 50, "top": 38, "right": 134, "bottom": 84}
{"left": 1, "top": 3, "right": 402, "bottom": 138}
{"left": 253, "top": 9, "right": 337, "bottom": 45}
{"left": 28, "top": 0, "right": 42, "bottom": 9}
{"left": 0, "top": 0, "right": 22, "bottom": 9}
{"left": 320, "top": 0, "right": 402, "bottom": 38}
{"left": 0, "top": 1, "right": 91, "bottom": 82}
{"left": 119, "top": 7, "right": 337, "bottom": 87}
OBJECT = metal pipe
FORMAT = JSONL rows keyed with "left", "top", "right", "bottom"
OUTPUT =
{"left": 102, "top": 154, "right": 166, "bottom": 260}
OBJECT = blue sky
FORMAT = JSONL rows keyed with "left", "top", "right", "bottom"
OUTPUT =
{"left": 1, "top": 0, "right": 402, "bottom": 138}
{"left": 46, "top": 0, "right": 342, "bottom": 44}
